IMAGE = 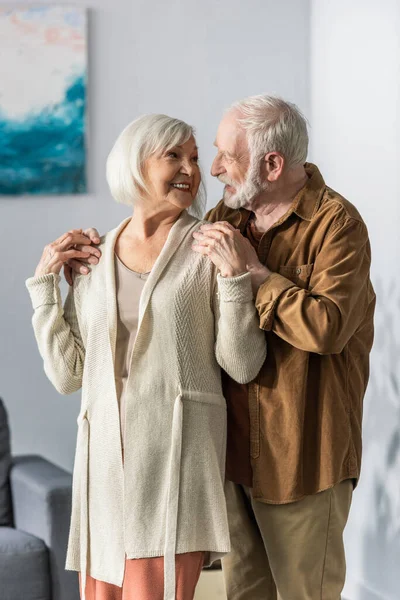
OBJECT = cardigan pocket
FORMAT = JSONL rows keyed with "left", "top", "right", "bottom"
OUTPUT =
{"left": 182, "top": 389, "right": 226, "bottom": 408}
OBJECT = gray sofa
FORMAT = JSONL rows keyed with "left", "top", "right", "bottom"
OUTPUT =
{"left": 0, "top": 398, "right": 80, "bottom": 600}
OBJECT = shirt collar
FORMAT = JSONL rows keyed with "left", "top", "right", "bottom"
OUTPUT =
{"left": 292, "top": 162, "right": 326, "bottom": 221}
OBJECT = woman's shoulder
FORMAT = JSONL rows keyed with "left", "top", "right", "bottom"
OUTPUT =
{"left": 98, "top": 219, "right": 129, "bottom": 248}
{"left": 86, "top": 219, "right": 129, "bottom": 266}
{"left": 183, "top": 213, "right": 207, "bottom": 234}
{"left": 74, "top": 218, "right": 130, "bottom": 289}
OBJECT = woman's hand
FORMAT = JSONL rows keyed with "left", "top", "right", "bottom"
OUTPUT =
{"left": 34, "top": 230, "right": 94, "bottom": 278}
{"left": 192, "top": 221, "right": 271, "bottom": 293}
{"left": 192, "top": 222, "right": 249, "bottom": 277}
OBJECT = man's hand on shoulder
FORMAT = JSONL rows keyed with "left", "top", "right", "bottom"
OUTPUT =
{"left": 64, "top": 227, "right": 102, "bottom": 286}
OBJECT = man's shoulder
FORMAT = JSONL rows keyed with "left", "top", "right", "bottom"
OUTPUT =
{"left": 320, "top": 186, "right": 365, "bottom": 226}
{"left": 205, "top": 199, "right": 240, "bottom": 224}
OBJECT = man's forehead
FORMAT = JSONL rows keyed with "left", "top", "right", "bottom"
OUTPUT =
{"left": 215, "top": 110, "right": 246, "bottom": 150}
{"left": 219, "top": 109, "right": 241, "bottom": 131}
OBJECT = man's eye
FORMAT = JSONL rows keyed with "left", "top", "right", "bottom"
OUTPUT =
{"left": 192, "top": 156, "right": 199, "bottom": 163}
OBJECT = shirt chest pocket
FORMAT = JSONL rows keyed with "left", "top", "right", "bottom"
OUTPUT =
{"left": 278, "top": 263, "right": 314, "bottom": 289}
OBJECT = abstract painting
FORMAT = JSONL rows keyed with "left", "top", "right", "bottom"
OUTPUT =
{"left": 0, "top": 6, "right": 87, "bottom": 195}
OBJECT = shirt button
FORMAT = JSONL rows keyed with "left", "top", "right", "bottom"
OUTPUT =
{"left": 296, "top": 268, "right": 301, "bottom": 275}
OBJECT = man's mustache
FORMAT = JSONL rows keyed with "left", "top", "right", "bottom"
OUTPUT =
{"left": 218, "top": 175, "right": 238, "bottom": 187}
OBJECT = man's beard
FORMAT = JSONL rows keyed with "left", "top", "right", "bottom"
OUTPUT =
{"left": 219, "top": 156, "right": 269, "bottom": 210}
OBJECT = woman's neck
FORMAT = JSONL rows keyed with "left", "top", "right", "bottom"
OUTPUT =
{"left": 123, "top": 205, "right": 183, "bottom": 241}
{"left": 116, "top": 206, "right": 183, "bottom": 274}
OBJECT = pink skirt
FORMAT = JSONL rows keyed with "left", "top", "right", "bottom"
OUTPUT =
{"left": 79, "top": 552, "right": 205, "bottom": 600}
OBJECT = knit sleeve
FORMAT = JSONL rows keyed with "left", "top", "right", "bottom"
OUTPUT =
{"left": 26, "top": 273, "right": 85, "bottom": 394}
{"left": 213, "top": 271, "right": 266, "bottom": 384}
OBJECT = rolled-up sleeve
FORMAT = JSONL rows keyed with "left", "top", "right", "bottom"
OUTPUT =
{"left": 255, "top": 217, "right": 374, "bottom": 355}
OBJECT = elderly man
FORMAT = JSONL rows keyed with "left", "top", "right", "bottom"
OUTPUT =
{"left": 66, "top": 95, "right": 375, "bottom": 600}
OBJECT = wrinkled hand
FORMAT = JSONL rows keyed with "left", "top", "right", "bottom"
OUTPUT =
{"left": 34, "top": 230, "right": 94, "bottom": 279}
{"left": 63, "top": 227, "right": 102, "bottom": 285}
{"left": 192, "top": 222, "right": 251, "bottom": 277}
{"left": 192, "top": 221, "right": 271, "bottom": 293}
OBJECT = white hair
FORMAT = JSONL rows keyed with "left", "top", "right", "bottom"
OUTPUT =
{"left": 230, "top": 94, "right": 309, "bottom": 169}
{"left": 106, "top": 114, "right": 206, "bottom": 218}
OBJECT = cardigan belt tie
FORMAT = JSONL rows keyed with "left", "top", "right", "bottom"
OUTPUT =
{"left": 163, "top": 391, "right": 184, "bottom": 600}
{"left": 78, "top": 413, "right": 89, "bottom": 600}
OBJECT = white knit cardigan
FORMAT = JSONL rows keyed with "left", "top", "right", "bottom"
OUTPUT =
{"left": 26, "top": 211, "right": 266, "bottom": 600}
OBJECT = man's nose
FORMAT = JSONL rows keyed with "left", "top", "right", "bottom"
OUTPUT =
{"left": 211, "top": 155, "right": 225, "bottom": 177}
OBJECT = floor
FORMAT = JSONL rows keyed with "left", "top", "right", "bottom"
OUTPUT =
{"left": 194, "top": 571, "right": 351, "bottom": 600}
{"left": 194, "top": 570, "right": 227, "bottom": 600}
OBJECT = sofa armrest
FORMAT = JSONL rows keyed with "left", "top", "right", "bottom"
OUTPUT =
{"left": 10, "top": 454, "right": 79, "bottom": 600}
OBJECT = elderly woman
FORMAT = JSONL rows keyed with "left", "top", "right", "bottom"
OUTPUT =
{"left": 26, "top": 115, "right": 266, "bottom": 600}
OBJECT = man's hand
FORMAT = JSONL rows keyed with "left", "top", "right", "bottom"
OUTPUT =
{"left": 63, "top": 227, "right": 102, "bottom": 285}
{"left": 192, "top": 222, "right": 271, "bottom": 293}
{"left": 35, "top": 230, "right": 93, "bottom": 279}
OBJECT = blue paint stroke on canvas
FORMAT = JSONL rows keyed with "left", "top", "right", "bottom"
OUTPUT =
{"left": 0, "top": 75, "right": 86, "bottom": 195}
{"left": 0, "top": 6, "right": 87, "bottom": 195}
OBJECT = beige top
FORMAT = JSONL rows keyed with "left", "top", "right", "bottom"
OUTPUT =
{"left": 114, "top": 254, "right": 149, "bottom": 449}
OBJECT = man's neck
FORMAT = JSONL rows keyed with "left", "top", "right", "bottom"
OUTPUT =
{"left": 249, "top": 168, "right": 308, "bottom": 233}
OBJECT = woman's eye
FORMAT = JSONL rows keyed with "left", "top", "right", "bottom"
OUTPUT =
{"left": 192, "top": 156, "right": 199, "bottom": 163}
{"left": 167, "top": 152, "right": 178, "bottom": 159}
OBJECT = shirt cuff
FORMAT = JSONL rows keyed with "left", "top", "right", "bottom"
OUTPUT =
{"left": 255, "top": 273, "right": 295, "bottom": 331}
{"left": 25, "top": 273, "right": 61, "bottom": 310}
{"left": 217, "top": 271, "right": 253, "bottom": 303}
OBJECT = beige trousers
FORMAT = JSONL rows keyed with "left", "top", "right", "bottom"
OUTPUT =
{"left": 222, "top": 480, "right": 353, "bottom": 600}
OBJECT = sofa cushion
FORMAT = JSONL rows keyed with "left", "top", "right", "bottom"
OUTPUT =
{"left": 0, "top": 526, "right": 51, "bottom": 600}
{"left": 0, "top": 399, "right": 13, "bottom": 526}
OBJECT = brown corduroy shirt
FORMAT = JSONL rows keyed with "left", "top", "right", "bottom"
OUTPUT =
{"left": 206, "top": 163, "right": 376, "bottom": 504}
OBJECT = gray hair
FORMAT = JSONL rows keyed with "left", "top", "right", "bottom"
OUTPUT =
{"left": 106, "top": 114, "right": 206, "bottom": 218}
{"left": 230, "top": 95, "right": 309, "bottom": 169}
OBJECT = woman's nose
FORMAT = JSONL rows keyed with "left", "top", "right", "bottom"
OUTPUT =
{"left": 180, "top": 159, "right": 194, "bottom": 176}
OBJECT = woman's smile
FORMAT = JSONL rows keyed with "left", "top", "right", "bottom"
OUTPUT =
{"left": 170, "top": 182, "right": 191, "bottom": 192}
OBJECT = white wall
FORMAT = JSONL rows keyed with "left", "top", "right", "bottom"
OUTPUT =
{"left": 310, "top": 2, "right": 400, "bottom": 598}
{"left": 2, "top": 1, "right": 399, "bottom": 597}
{"left": 0, "top": 0, "right": 310, "bottom": 471}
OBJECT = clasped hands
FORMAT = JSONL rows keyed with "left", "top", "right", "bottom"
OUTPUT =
{"left": 191, "top": 222, "right": 271, "bottom": 294}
